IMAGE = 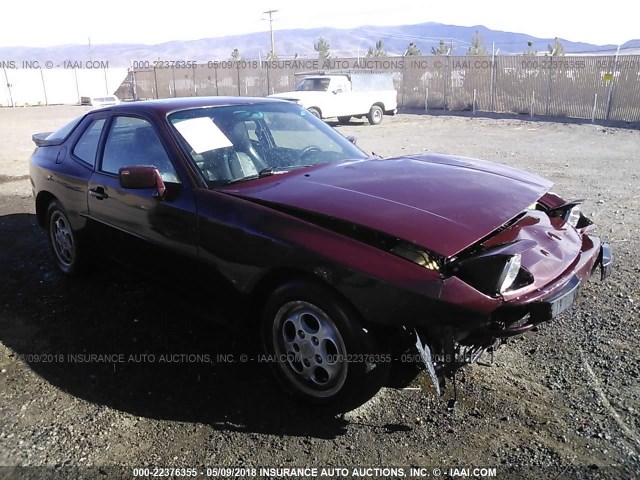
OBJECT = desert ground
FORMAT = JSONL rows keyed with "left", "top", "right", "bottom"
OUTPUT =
{"left": 0, "top": 106, "right": 638, "bottom": 479}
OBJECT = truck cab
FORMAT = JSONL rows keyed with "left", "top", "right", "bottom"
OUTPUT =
{"left": 269, "top": 72, "right": 398, "bottom": 125}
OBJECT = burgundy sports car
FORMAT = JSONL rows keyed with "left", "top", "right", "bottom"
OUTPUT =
{"left": 30, "top": 97, "right": 612, "bottom": 409}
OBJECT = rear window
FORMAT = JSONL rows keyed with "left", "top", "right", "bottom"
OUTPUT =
{"left": 46, "top": 117, "right": 82, "bottom": 142}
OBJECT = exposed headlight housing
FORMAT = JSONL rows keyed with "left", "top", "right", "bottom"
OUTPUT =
{"left": 547, "top": 200, "right": 584, "bottom": 228}
{"left": 453, "top": 253, "right": 523, "bottom": 296}
{"left": 450, "top": 240, "right": 537, "bottom": 296}
{"left": 565, "top": 205, "right": 581, "bottom": 228}
{"left": 498, "top": 254, "right": 521, "bottom": 293}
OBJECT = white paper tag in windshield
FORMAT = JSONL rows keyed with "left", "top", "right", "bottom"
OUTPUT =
{"left": 174, "top": 117, "right": 232, "bottom": 154}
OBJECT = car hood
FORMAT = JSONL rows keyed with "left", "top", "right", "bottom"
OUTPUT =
{"left": 225, "top": 154, "right": 553, "bottom": 257}
{"left": 268, "top": 91, "right": 324, "bottom": 103}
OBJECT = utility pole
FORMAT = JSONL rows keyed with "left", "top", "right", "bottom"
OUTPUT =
{"left": 263, "top": 9, "right": 278, "bottom": 57}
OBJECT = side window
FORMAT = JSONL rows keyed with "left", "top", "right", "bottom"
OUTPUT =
{"left": 72, "top": 118, "right": 105, "bottom": 166}
{"left": 101, "top": 116, "right": 180, "bottom": 183}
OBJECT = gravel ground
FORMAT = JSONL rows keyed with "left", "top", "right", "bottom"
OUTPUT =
{"left": 0, "top": 106, "right": 639, "bottom": 480}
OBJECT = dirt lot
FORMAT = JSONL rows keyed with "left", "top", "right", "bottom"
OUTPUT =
{"left": 0, "top": 106, "right": 639, "bottom": 479}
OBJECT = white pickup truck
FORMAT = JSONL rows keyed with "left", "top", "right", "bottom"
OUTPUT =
{"left": 269, "top": 72, "right": 398, "bottom": 125}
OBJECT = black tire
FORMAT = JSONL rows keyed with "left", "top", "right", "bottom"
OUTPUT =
{"left": 367, "top": 105, "right": 384, "bottom": 125}
{"left": 261, "top": 279, "right": 390, "bottom": 411}
{"left": 337, "top": 116, "right": 351, "bottom": 124}
{"left": 307, "top": 107, "right": 321, "bottom": 119}
{"left": 46, "top": 200, "right": 89, "bottom": 276}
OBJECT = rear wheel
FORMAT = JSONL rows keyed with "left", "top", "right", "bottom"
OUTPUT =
{"left": 307, "top": 107, "right": 321, "bottom": 119}
{"left": 367, "top": 105, "right": 383, "bottom": 125}
{"left": 261, "top": 279, "right": 389, "bottom": 410}
{"left": 46, "top": 200, "right": 89, "bottom": 276}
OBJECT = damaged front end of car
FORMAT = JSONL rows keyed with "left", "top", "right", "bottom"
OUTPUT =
{"left": 407, "top": 195, "right": 613, "bottom": 397}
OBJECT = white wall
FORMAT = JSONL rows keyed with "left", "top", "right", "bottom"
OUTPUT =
{"left": 0, "top": 68, "right": 128, "bottom": 107}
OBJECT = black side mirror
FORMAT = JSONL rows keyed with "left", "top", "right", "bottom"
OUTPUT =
{"left": 119, "top": 165, "right": 166, "bottom": 199}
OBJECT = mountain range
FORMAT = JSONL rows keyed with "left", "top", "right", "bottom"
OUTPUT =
{"left": 1, "top": 22, "right": 638, "bottom": 67}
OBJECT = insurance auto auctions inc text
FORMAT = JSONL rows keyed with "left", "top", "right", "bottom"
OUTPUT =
{"left": 196, "top": 466, "right": 498, "bottom": 478}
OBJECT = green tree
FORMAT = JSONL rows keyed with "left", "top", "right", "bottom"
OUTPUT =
{"left": 405, "top": 42, "right": 421, "bottom": 56}
{"left": 366, "top": 40, "right": 387, "bottom": 57}
{"left": 547, "top": 37, "right": 565, "bottom": 56}
{"left": 467, "top": 31, "right": 488, "bottom": 56}
{"left": 431, "top": 39, "right": 450, "bottom": 55}
{"left": 230, "top": 48, "right": 242, "bottom": 62}
{"left": 314, "top": 36, "right": 331, "bottom": 59}
{"left": 523, "top": 41, "right": 537, "bottom": 56}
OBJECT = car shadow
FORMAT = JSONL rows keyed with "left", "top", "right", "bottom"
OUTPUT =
{"left": 0, "top": 212, "right": 375, "bottom": 438}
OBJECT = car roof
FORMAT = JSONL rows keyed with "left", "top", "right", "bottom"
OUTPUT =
{"left": 95, "top": 96, "right": 289, "bottom": 115}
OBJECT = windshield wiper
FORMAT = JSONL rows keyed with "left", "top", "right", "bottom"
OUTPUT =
{"left": 221, "top": 165, "right": 314, "bottom": 185}
{"left": 217, "top": 169, "right": 286, "bottom": 185}
{"left": 258, "top": 167, "right": 276, "bottom": 177}
{"left": 259, "top": 165, "right": 314, "bottom": 177}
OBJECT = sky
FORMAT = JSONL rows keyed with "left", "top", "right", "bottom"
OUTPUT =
{"left": 1, "top": 0, "right": 636, "bottom": 48}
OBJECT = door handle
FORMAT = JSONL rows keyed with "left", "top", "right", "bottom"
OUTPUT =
{"left": 89, "top": 187, "right": 108, "bottom": 200}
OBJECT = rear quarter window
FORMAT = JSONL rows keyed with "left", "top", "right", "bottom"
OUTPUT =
{"left": 72, "top": 118, "right": 106, "bottom": 167}
{"left": 46, "top": 117, "right": 83, "bottom": 142}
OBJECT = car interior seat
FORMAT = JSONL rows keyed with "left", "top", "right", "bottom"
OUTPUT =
{"left": 226, "top": 122, "right": 268, "bottom": 178}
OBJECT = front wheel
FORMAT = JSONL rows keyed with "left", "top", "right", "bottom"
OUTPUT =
{"left": 367, "top": 105, "right": 383, "bottom": 125}
{"left": 261, "top": 280, "right": 389, "bottom": 410}
{"left": 46, "top": 200, "right": 89, "bottom": 276}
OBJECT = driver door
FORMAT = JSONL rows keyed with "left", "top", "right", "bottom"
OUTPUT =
{"left": 87, "top": 114, "right": 198, "bottom": 258}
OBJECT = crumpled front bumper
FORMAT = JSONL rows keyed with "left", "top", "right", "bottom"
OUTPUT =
{"left": 488, "top": 239, "right": 613, "bottom": 338}
{"left": 412, "top": 240, "right": 613, "bottom": 396}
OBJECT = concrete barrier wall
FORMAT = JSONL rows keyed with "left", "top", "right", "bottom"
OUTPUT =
{"left": 0, "top": 68, "right": 129, "bottom": 107}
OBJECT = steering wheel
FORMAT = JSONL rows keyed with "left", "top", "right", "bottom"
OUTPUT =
{"left": 300, "top": 145, "right": 322, "bottom": 163}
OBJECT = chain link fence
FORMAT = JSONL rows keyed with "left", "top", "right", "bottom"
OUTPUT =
{"left": 117, "top": 55, "right": 640, "bottom": 123}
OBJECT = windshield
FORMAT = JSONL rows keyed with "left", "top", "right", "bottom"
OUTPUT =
{"left": 295, "top": 78, "right": 331, "bottom": 92}
{"left": 168, "top": 102, "right": 368, "bottom": 186}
